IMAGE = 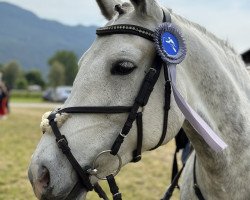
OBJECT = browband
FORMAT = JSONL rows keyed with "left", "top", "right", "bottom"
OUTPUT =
{"left": 96, "top": 24, "right": 155, "bottom": 42}
{"left": 96, "top": 9, "right": 170, "bottom": 42}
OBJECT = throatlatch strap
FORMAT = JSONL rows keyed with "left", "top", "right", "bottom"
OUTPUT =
{"left": 107, "top": 175, "right": 122, "bottom": 200}
{"left": 150, "top": 64, "right": 171, "bottom": 150}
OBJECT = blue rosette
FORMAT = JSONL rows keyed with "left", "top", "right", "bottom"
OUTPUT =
{"left": 154, "top": 22, "right": 187, "bottom": 64}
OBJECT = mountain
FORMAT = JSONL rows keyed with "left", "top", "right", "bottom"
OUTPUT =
{"left": 0, "top": 2, "right": 97, "bottom": 74}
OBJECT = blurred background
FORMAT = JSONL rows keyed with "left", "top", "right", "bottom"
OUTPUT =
{"left": 0, "top": 0, "right": 249, "bottom": 200}
{"left": 0, "top": 0, "right": 249, "bottom": 104}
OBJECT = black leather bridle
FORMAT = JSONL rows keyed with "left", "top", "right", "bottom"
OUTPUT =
{"left": 46, "top": 11, "right": 174, "bottom": 200}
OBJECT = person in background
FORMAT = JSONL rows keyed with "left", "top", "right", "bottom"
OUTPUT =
{"left": 0, "top": 72, "right": 9, "bottom": 119}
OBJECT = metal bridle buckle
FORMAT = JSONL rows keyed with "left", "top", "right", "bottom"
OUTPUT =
{"left": 92, "top": 150, "right": 122, "bottom": 180}
{"left": 149, "top": 67, "right": 157, "bottom": 73}
{"left": 87, "top": 168, "right": 98, "bottom": 176}
{"left": 57, "top": 135, "right": 68, "bottom": 148}
{"left": 113, "top": 192, "right": 121, "bottom": 197}
{"left": 138, "top": 106, "right": 144, "bottom": 113}
{"left": 119, "top": 132, "right": 127, "bottom": 138}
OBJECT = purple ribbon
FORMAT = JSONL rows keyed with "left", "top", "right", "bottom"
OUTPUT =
{"left": 168, "top": 64, "right": 228, "bottom": 152}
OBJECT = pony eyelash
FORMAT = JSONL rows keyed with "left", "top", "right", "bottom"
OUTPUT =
{"left": 111, "top": 61, "right": 137, "bottom": 75}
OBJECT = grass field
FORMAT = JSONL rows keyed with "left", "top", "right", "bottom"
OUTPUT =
{"left": 10, "top": 97, "right": 43, "bottom": 103}
{"left": 0, "top": 106, "right": 179, "bottom": 200}
{"left": 10, "top": 90, "right": 43, "bottom": 103}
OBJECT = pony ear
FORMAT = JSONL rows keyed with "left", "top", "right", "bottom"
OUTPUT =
{"left": 130, "top": 0, "right": 162, "bottom": 19}
{"left": 96, "top": 0, "right": 123, "bottom": 20}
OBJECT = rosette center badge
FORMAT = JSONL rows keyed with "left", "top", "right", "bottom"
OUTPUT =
{"left": 154, "top": 23, "right": 187, "bottom": 64}
{"left": 161, "top": 32, "right": 179, "bottom": 56}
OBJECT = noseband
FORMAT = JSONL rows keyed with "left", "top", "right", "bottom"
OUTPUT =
{"left": 46, "top": 9, "right": 227, "bottom": 200}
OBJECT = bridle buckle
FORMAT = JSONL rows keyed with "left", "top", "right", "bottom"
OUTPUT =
{"left": 113, "top": 192, "right": 122, "bottom": 198}
{"left": 56, "top": 135, "right": 70, "bottom": 153}
{"left": 87, "top": 168, "right": 98, "bottom": 176}
{"left": 119, "top": 132, "right": 127, "bottom": 138}
{"left": 138, "top": 106, "right": 144, "bottom": 113}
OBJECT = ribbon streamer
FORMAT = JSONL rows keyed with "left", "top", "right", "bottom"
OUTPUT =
{"left": 168, "top": 64, "right": 228, "bottom": 152}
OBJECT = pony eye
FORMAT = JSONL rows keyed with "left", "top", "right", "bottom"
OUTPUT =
{"left": 111, "top": 61, "right": 137, "bottom": 75}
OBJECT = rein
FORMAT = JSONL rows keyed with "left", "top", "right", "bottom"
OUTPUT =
{"left": 46, "top": 9, "right": 227, "bottom": 200}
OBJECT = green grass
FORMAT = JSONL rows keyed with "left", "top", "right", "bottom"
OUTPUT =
{"left": 10, "top": 90, "right": 43, "bottom": 103}
{"left": 0, "top": 107, "right": 48, "bottom": 200}
{"left": 10, "top": 97, "right": 43, "bottom": 103}
{"left": 0, "top": 107, "right": 179, "bottom": 200}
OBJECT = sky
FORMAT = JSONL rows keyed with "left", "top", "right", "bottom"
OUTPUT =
{"left": 1, "top": 0, "right": 250, "bottom": 53}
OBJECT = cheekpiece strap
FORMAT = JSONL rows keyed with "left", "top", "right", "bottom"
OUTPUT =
{"left": 48, "top": 111, "right": 94, "bottom": 191}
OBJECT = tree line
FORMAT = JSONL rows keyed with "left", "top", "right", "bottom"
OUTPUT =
{"left": 0, "top": 50, "right": 78, "bottom": 90}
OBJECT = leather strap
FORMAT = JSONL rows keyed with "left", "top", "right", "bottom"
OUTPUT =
{"left": 110, "top": 57, "right": 163, "bottom": 156}
{"left": 131, "top": 112, "right": 143, "bottom": 162}
{"left": 65, "top": 181, "right": 82, "bottom": 200}
{"left": 193, "top": 156, "right": 206, "bottom": 200}
{"left": 48, "top": 113, "right": 94, "bottom": 191}
{"left": 65, "top": 182, "right": 108, "bottom": 200}
{"left": 97, "top": 24, "right": 154, "bottom": 42}
{"left": 150, "top": 64, "right": 171, "bottom": 150}
{"left": 59, "top": 106, "right": 132, "bottom": 114}
{"left": 161, "top": 132, "right": 193, "bottom": 200}
{"left": 162, "top": 164, "right": 185, "bottom": 200}
{"left": 171, "top": 149, "right": 179, "bottom": 184}
{"left": 107, "top": 175, "right": 122, "bottom": 200}
{"left": 94, "top": 183, "right": 109, "bottom": 200}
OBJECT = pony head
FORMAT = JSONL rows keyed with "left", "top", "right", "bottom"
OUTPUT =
{"left": 28, "top": 1, "right": 185, "bottom": 199}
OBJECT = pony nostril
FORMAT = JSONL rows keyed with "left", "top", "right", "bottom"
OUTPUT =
{"left": 38, "top": 166, "right": 50, "bottom": 189}
{"left": 30, "top": 165, "right": 52, "bottom": 199}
